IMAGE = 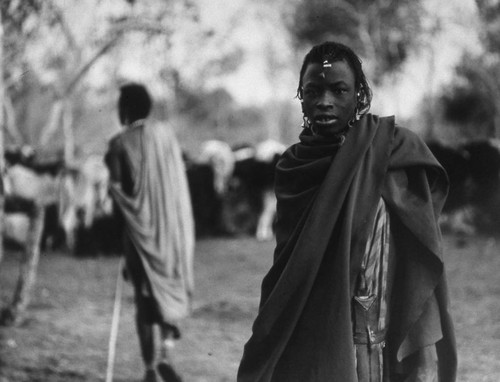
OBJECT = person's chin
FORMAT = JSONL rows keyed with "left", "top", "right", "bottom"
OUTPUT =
{"left": 313, "top": 122, "right": 345, "bottom": 137}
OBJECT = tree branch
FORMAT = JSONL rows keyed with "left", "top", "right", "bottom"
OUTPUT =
{"left": 3, "top": 94, "right": 23, "bottom": 144}
{"left": 63, "top": 34, "right": 122, "bottom": 96}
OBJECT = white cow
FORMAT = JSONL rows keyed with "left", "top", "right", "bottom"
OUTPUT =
{"left": 197, "top": 140, "right": 235, "bottom": 195}
{"left": 254, "top": 139, "right": 286, "bottom": 241}
{"left": 59, "top": 155, "right": 112, "bottom": 251}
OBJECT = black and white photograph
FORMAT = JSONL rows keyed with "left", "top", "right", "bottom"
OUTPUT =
{"left": 0, "top": 1, "right": 498, "bottom": 381}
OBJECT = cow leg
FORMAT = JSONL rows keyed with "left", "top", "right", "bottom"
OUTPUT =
{"left": 1, "top": 204, "right": 45, "bottom": 326}
{"left": 256, "top": 189, "right": 276, "bottom": 242}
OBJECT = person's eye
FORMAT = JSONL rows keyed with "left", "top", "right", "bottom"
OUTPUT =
{"left": 334, "top": 88, "right": 348, "bottom": 95}
{"left": 303, "top": 87, "right": 319, "bottom": 96}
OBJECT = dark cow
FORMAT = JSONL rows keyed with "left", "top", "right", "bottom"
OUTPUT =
{"left": 184, "top": 140, "right": 238, "bottom": 238}
{"left": 227, "top": 139, "right": 286, "bottom": 241}
{"left": 427, "top": 138, "right": 500, "bottom": 236}
{"left": 184, "top": 139, "right": 286, "bottom": 240}
{"left": 184, "top": 155, "right": 227, "bottom": 238}
{"left": 461, "top": 139, "right": 500, "bottom": 234}
{"left": 426, "top": 141, "right": 471, "bottom": 212}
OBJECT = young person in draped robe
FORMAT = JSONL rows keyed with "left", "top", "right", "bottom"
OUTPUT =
{"left": 105, "top": 83, "right": 194, "bottom": 382}
{"left": 237, "top": 41, "right": 456, "bottom": 382}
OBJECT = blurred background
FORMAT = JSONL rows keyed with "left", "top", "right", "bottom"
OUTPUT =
{"left": 2, "top": 1, "right": 500, "bottom": 381}
{"left": 0, "top": 0, "right": 494, "bottom": 159}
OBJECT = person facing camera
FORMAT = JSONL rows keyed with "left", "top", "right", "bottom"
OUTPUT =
{"left": 237, "top": 41, "right": 457, "bottom": 382}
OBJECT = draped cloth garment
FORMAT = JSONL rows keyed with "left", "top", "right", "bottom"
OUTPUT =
{"left": 353, "top": 198, "right": 391, "bottom": 381}
{"left": 237, "top": 114, "right": 456, "bottom": 382}
{"left": 109, "top": 122, "right": 195, "bottom": 322}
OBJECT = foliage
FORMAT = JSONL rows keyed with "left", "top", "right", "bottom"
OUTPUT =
{"left": 438, "top": 0, "right": 500, "bottom": 138}
{"left": 476, "top": 0, "right": 500, "bottom": 52}
{"left": 440, "top": 55, "right": 496, "bottom": 139}
{"left": 286, "top": 0, "right": 427, "bottom": 81}
{"left": 1, "top": 0, "right": 249, "bottom": 155}
{"left": 176, "top": 85, "right": 265, "bottom": 144}
{"left": 1, "top": 0, "right": 43, "bottom": 89}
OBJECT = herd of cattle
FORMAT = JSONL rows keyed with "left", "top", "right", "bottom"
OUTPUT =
{"left": 2, "top": 137, "right": 500, "bottom": 256}
{"left": 2, "top": 138, "right": 286, "bottom": 256}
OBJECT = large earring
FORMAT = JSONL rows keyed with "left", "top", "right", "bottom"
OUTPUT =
{"left": 301, "top": 115, "right": 311, "bottom": 129}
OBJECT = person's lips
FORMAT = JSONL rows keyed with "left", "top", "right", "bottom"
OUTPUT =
{"left": 314, "top": 115, "right": 338, "bottom": 126}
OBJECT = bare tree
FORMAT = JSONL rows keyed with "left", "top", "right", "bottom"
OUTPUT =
{"left": 0, "top": 9, "right": 4, "bottom": 265}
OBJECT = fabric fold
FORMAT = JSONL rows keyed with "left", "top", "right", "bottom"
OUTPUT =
{"left": 238, "top": 115, "right": 456, "bottom": 382}
{"left": 110, "top": 122, "right": 195, "bottom": 322}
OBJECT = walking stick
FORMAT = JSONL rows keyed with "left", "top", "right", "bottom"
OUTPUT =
{"left": 106, "top": 257, "right": 125, "bottom": 382}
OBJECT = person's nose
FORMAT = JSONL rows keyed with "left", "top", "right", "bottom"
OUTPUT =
{"left": 316, "top": 91, "right": 334, "bottom": 110}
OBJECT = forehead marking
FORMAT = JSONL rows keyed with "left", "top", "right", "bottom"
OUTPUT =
{"left": 322, "top": 59, "right": 332, "bottom": 68}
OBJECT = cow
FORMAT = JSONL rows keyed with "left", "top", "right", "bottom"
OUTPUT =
{"left": 184, "top": 140, "right": 237, "bottom": 238}
{"left": 60, "top": 155, "right": 117, "bottom": 255}
{"left": 0, "top": 148, "right": 121, "bottom": 325}
{"left": 253, "top": 140, "right": 286, "bottom": 241}
{"left": 4, "top": 146, "right": 67, "bottom": 250}
{"left": 184, "top": 153, "right": 227, "bottom": 237}
{"left": 426, "top": 141, "right": 471, "bottom": 212}
{"left": 1, "top": 148, "right": 62, "bottom": 325}
{"left": 227, "top": 139, "right": 286, "bottom": 241}
{"left": 197, "top": 140, "right": 235, "bottom": 195}
{"left": 461, "top": 139, "right": 500, "bottom": 235}
{"left": 185, "top": 139, "right": 286, "bottom": 241}
{"left": 5, "top": 151, "right": 118, "bottom": 252}
{"left": 427, "top": 138, "right": 500, "bottom": 237}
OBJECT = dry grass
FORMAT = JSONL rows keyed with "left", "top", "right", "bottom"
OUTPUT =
{"left": 444, "top": 235, "right": 500, "bottom": 382}
{"left": 0, "top": 234, "right": 499, "bottom": 381}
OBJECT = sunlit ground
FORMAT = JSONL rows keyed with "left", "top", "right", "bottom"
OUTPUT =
{"left": 0, "top": 234, "right": 499, "bottom": 381}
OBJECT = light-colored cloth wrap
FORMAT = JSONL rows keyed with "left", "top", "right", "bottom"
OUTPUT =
{"left": 109, "top": 122, "right": 195, "bottom": 322}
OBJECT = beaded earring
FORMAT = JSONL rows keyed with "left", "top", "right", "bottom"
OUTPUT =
{"left": 301, "top": 115, "right": 311, "bottom": 129}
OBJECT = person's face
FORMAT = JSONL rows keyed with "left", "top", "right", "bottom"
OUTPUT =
{"left": 301, "top": 59, "right": 357, "bottom": 137}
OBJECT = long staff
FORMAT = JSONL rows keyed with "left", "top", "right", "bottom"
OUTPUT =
{"left": 106, "top": 257, "right": 125, "bottom": 382}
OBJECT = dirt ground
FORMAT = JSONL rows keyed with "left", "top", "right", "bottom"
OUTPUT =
{"left": 0, "top": 234, "right": 499, "bottom": 382}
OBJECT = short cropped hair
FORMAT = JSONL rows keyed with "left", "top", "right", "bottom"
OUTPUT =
{"left": 297, "top": 41, "right": 372, "bottom": 116}
{"left": 118, "top": 83, "right": 152, "bottom": 123}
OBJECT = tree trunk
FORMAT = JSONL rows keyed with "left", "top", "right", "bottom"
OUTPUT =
{"left": 3, "top": 94, "right": 23, "bottom": 144}
{"left": 39, "top": 99, "right": 64, "bottom": 147}
{"left": 62, "top": 100, "right": 74, "bottom": 164}
{"left": 0, "top": 11, "right": 5, "bottom": 265}
{"left": 1, "top": 204, "right": 45, "bottom": 326}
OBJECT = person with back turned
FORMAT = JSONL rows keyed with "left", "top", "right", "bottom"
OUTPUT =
{"left": 237, "top": 41, "right": 457, "bottom": 382}
{"left": 105, "top": 83, "right": 195, "bottom": 382}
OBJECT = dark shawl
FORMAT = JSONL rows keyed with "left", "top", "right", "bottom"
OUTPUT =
{"left": 237, "top": 114, "right": 456, "bottom": 381}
